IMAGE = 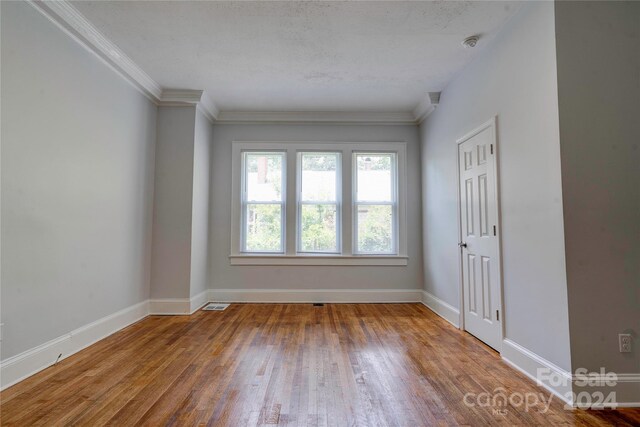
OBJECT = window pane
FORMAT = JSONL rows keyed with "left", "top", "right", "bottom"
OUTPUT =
{"left": 301, "top": 153, "right": 338, "bottom": 201}
{"left": 246, "top": 153, "right": 283, "bottom": 202}
{"left": 245, "top": 204, "right": 282, "bottom": 252}
{"left": 356, "top": 154, "right": 393, "bottom": 202}
{"left": 300, "top": 204, "right": 337, "bottom": 252}
{"left": 357, "top": 205, "right": 393, "bottom": 253}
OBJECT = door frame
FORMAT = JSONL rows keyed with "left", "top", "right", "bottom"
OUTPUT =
{"left": 455, "top": 116, "right": 505, "bottom": 353}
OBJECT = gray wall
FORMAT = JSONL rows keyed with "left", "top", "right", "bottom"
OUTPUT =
{"left": 209, "top": 124, "right": 423, "bottom": 291}
{"left": 420, "top": 2, "right": 571, "bottom": 370}
{"left": 150, "top": 106, "right": 214, "bottom": 300}
{"left": 190, "top": 109, "right": 213, "bottom": 297}
{"left": 0, "top": 2, "right": 157, "bottom": 359}
{"left": 150, "top": 106, "right": 196, "bottom": 299}
{"left": 555, "top": 1, "right": 640, "bottom": 375}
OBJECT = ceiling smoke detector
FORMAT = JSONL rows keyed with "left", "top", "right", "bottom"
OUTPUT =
{"left": 462, "top": 35, "right": 480, "bottom": 48}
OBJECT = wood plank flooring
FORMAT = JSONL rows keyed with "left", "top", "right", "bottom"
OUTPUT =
{"left": 1, "top": 303, "right": 638, "bottom": 426}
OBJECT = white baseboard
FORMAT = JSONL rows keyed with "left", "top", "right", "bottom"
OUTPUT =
{"left": 148, "top": 298, "right": 191, "bottom": 315}
{"left": 571, "top": 373, "right": 640, "bottom": 409}
{"left": 208, "top": 288, "right": 422, "bottom": 303}
{"left": 0, "top": 300, "right": 148, "bottom": 391}
{"left": 189, "top": 290, "right": 211, "bottom": 313}
{"left": 421, "top": 290, "right": 460, "bottom": 327}
{"left": 501, "top": 338, "right": 573, "bottom": 405}
{"left": 502, "top": 339, "right": 640, "bottom": 408}
{"left": 149, "top": 290, "right": 210, "bottom": 315}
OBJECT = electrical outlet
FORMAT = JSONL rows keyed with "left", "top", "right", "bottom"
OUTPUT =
{"left": 619, "top": 334, "right": 632, "bottom": 353}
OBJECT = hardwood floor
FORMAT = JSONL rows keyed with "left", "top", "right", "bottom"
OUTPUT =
{"left": 1, "top": 304, "right": 638, "bottom": 426}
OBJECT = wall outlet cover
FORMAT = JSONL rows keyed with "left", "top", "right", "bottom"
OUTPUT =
{"left": 619, "top": 334, "right": 632, "bottom": 353}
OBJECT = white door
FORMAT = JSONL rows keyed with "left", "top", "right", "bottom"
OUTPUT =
{"left": 458, "top": 120, "right": 502, "bottom": 351}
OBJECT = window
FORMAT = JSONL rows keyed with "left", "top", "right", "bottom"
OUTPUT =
{"left": 242, "top": 152, "right": 285, "bottom": 253}
{"left": 354, "top": 153, "right": 397, "bottom": 254}
{"left": 231, "top": 142, "right": 407, "bottom": 265}
{"left": 298, "top": 152, "right": 341, "bottom": 253}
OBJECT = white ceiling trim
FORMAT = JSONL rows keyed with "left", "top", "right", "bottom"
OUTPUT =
{"left": 27, "top": 0, "right": 428, "bottom": 125}
{"left": 199, "top": 93, "right": 220, "bottom": 123}
{"left": 28, "top": 0, "right": 162, "bottom": 101}
{"left": 158, "top": 89, "right": 204, "bottom": 106}
{"left": 158, "top": 89, "right": 219, "bottom": 123}
{"left": 413, "top": 92, "right": 441, "bottom": 124}
{"left": 216, "top": 111, "right": 417, "bottom": 125}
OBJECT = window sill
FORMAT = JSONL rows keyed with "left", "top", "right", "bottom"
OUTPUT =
{"left": 228, "top": 254, "right": 408, "bottom": 266}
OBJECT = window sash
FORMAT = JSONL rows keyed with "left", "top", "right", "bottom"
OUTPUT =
{"left": 241, "top": 151, "right": 286, "bottom": 253}
{"left": 243, "top": 151, "right": 286, "bottom": 203}
{"left": 353, "top": 152, "right": 397, "bottom": 203}
{"left": 353, "top": 152, "right": 398, "bottom": 255}
{"left": 297, "top": 151, "right": 341, "bottom": 253}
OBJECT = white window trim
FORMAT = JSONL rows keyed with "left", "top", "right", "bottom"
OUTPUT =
{"left": 230, "top": 141, "right": 408, "bottom": 266}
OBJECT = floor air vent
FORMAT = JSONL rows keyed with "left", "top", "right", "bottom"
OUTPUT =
{"left": 202, "top": 303, "right": 230, "bottom": 311}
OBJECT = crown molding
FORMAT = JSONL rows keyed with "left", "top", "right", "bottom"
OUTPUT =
{"left": 158, "top": 89, "right": 204, "bottom": 105}
{"left": 215, "top": 111, "right": 417, "bottom": 125}
{"left": 413, "top": 92, "right": 441, "bottom": 124}
{"left": 158, "top": 89, "right": 219, "bottom": 123}
{"left": 198, "top": 92, "right": 220, "bottom": 123}
{"left": 27, "top": 0, "right": 162, "bottom": 101}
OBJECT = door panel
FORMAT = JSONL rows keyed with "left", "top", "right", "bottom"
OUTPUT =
{"left": 458, "top": 122, "right": 501, "bottom": 351}
{"left": 467, "top": 253, "right": 476, "bottom": 314}
{"left": 478, "top": 174, "right": 489, "bottom": 237}
{"left": 465, "top": 179, "right": 474, "bottom": 236}
{"left": 481, "top": 255, "right": 491, "bottom": 320}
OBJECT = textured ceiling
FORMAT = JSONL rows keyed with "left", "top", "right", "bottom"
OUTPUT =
{"left": 72, "top": 1, "right": 521, "bottom": 112}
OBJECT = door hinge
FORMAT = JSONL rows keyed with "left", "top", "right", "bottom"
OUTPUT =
{"left": 493, "top": 225, "right": 497, "bottom": 236}
{"left": 496, "top": 310, "right": 500, "bottom": 321}
{"left": 490, "top": 144, "right": 494, "bottom": 154}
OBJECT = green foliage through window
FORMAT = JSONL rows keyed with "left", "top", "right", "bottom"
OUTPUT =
{"left": 301, "top": 204, "right": 337, "bottom": 252}
{"left": 357, "top": 205, "right": 393, "bottom": 253}
{"left": 246, "top": 204, "right": 282, "bottom": 252}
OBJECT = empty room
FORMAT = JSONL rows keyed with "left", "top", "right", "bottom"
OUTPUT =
{"left": 1, "top": 0, "right": 638, "bottom": 425}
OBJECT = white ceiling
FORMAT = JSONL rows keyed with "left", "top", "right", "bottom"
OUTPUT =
{"left": 71, "top": 1, "right": 521, "bottom": 113}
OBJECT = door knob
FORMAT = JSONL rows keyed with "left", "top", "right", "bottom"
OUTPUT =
{"left": 458, "top": 242, "right": 467, "bottom": 248}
